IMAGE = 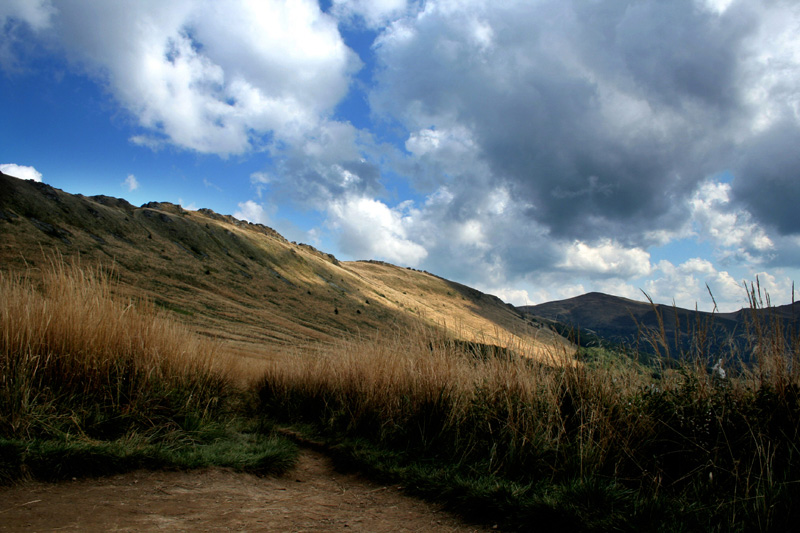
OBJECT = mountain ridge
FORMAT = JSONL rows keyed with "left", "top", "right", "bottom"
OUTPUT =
{"left": 519, "top": 290, "right": 798, "bottom": 357}
{"left": 0, "top": 171, "right": 566, "bottom": 360}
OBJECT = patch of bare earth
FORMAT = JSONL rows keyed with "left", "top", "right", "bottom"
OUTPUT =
{"left": 0, "top": 449, "right": 490, "bottom": 532}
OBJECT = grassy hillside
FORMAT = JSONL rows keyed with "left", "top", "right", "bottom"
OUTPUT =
{"left": 0, "top": 172, "right": 567, "bottom": 360}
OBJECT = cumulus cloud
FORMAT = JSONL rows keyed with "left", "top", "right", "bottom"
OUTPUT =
{"left": 358, "top": 180, "right": 562, "bottom": 293}
{"left": 4, "top": 0, "right": 798, "bottom": 310}
{"left": 643, "top": 258, "right": 747, "bottom": 310}
{"left": 372, "top": 0, "right": 798, "bottom": 251}
{"left": 305, "top": 0, "right": 797, "bottom": 310}
{"left": 558, "top": 240, "right": 653, "bottom": 278}
{"left": 266, "top": 121, "right": 387, "bottom": 209}
{"left": 123, "top": 174, "right": 139, "bottom": 192}
{"left": 332, "top": 0, "right": 412, "bottom": 28}
{"left": 738, "top": 3, "right": 800, "bottom": 135}
{"left": 327, "top": 195, "right": 427, "bottom": 266}
{"left": 483, "top": 287, "right": 533, "bottom": 307}
{"left": 30, "top": 0, "right": 358, "bottom": 155}
{"left": 0, "top": 0, "right": 55, "bottom": 70}
{"left": 234, "top": 200, "right": 271, "bottom": 225}
{"left": 746, "top": 271, "right": 797, "bottom": 304}
{"left": 0, "top": 163, "right": 42, "bottom": 182}
{"left": 689, "top": 179, "right": 774, "bottom": 263}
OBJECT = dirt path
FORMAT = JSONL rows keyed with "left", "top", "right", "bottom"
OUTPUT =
{"left": 0, "top": 449, "right": 491, "bottom": 532}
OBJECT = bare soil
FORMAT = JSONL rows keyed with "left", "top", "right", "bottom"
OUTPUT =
{"left": 0, "top": 449, "right": 491, "bottom": 532}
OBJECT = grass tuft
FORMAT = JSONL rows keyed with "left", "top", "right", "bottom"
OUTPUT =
{"left": 0, "top": 258, "right": 297, "bottom": 482}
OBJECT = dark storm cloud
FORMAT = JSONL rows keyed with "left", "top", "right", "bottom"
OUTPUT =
{"left": 732, "top": 120, "right": 800, "bottom": 235}
{"left": 600, "top": 0, "right": 750, "bottom": 109}
{"left": 372, "top": 0, "right": 764, "bottom": 245}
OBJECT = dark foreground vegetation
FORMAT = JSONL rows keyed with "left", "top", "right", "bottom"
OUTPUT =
{"left": 258, "top": 291, "right": 800, "bottom": 532}
{"left": 0, "top": 261, "right": 297, "bottom": 483}
{"left": 3, "top": 259, "right": 799, "bottom": 531}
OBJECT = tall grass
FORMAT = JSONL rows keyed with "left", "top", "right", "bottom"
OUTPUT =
{"left": 258, "top": 293, "right": 800, "bottom": 531}
{"left": 1, "top": 260, "right": 229, "bottom": 439}
{"left": 1, "top": 259, "right": 296, "bottom": 481}
{"left": 6, "top": 257, "right": 796, "bottom": 529}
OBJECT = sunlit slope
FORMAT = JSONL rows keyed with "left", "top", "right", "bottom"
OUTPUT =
{"left": 0, "top": 172, "right": 568, "bottom": 358}
{"left": 344, "top": 260, "right": 569, "bottom": 357}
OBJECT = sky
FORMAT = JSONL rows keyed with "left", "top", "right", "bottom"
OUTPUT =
{"left": 1, "top": 0, "right": 799, "bottom": 312}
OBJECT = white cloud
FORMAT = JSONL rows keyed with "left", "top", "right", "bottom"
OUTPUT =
{"left": 0, "top": 0, "right": 55, "bottom": 31}
{"left": 178, "top": 198, "right": 198, "bottom": 211}
{"left": 680, "top": 257, "right": 717, "bottom": 275}
{"left": 332, "top": 0, "right": 410, "bottom": 28}
{"left": 746, "top": 271, "right": 796, "bottom": 305}
{"left": 43, "top": 1, "right": 357, "bottom": 156}
{"left": 0, "top": 0, "right": 55, "bottom": 70}
{"left": 297, "top": 120, "right": 363, "bottom": 165}
{"left": 405, "top": 128, "right": 443, "bottom": 156}
{"left": 590, "top": 279, "right": 643, "bottom": 301}
{"left": 250, "top": 172, "right": 271, "bottom": 185}
{"left": 524, "top": 281, "right": 590, "bottom": 307}
{"left": 695, "top": 0, "right": 734, "bottom": 16}
{"left": 363, "top": 2, "right": 799, "bottom": 311}
{"left": 123, "top": 174, "right": 139, "bottom": 192}
{"left": 642, "top": 259, "right": 747, "bottom": 311}
{"left": 483, "top": 287, "right": 531, "bottom": 306}
{"left": 327, "top": 195, "right": 427, "bottom": 266}
{"left": 690, "top": 179, "right": 773, "bottom": 257}
{"left": 371, "top": 0, "right": 800, "bottom": 247}
{"left": 454, "top": 219, "right": 488, "bottom": 250}
{"left": 404, "top": 125, "right": 480, "bottom": 172}
{"left": 235, "top": 200, "right": 271, "bottom": 225}
{"left": 558, "top": 240, "right": 653, "bottom": 278}
{"left": 714, "top": 270, "right": 746, "bottom": 304}
{"left": 250, "top": 171, "right": 272, "bottom": 198}
{"left": 0, "top": 163, "right": 42, "bottom": 182}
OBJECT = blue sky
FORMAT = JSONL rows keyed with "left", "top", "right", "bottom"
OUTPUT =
{"left": 2, "top": 0, "right": 799, "bottom": 312}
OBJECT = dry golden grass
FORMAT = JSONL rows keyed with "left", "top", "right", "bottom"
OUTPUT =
{"left": 258, "top": 293, "right": 800, "bottom": 531}
{"left": 260, "top": 323, "right": 607, "bottom": 469}
{"left": 3, "top": 262, "right": 222, "bottom": 370}
{"left": 0, "top": 258, "right": 234, "bottom": 439}
{"left": 344, "top": 261, "right": 571, "bottom": 359}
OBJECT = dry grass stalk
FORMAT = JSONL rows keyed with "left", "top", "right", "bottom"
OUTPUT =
{"left": 1, "top": 258, "right": 232, "bottom": 438}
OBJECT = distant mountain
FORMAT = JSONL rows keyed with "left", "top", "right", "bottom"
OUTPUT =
{"left": 0, "top": 171, "right": 567, "bottom": 359}
{"left": 519, "top": 291, "right": 799, "bottom": 360}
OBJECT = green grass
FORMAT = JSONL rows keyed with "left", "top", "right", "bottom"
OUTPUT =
{"left": 0, "top": 423, "right": 297, "bottom": 483}
{"left": 322, "top": 436, "right": 675, "bottom": 532}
